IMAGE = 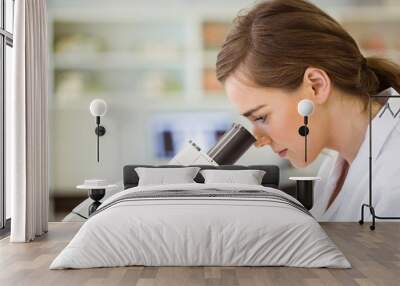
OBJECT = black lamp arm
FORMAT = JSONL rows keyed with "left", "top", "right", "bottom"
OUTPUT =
{"left": 97, "top": 117, "right": 100, "bottom": 162}
{"left": 94, "top": 116, "right": 106, "bottom": 162}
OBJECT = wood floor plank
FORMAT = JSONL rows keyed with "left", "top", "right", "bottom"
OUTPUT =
{"left": 0, "top": 222, "right": 399, "bottom": 286}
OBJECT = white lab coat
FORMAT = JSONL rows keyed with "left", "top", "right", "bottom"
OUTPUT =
{"left": 310, "top": 87, "right": 400, "bottom": 221}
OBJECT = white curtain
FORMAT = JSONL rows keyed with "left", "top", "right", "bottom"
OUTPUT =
{"left": 9, "top": 0, "right": 49, "bottom": 242}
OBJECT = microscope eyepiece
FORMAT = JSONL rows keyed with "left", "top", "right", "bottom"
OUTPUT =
{"left": 207, "top": 123, "right": 256, "bottom": 165}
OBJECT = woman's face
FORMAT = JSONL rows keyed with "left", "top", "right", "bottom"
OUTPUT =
{"left": 224, "top": 73, "right": 325, "bottom": 168}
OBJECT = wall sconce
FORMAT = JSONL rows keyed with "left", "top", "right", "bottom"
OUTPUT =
{"left": 297, "top": 99, "right": 315, "bottom": 162}
{"left": 89, "top": 99, "right": 107, "bottom": 162}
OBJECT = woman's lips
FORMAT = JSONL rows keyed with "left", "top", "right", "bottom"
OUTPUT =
{"left": 278, "top": 149, "right": 288, "bottom": 158}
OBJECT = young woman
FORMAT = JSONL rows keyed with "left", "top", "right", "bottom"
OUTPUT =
{"left": 216, "top": 0, "right": 400, "bottom": 221}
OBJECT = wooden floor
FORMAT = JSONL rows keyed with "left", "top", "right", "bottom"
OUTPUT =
{"left": 0, "top": 222, "right": 399, "bottom": 286}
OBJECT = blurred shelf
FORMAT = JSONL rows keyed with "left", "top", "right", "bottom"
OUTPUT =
{"left": 332, "top": 6, "right": 400, "bottom": 22}
{"left": 362, "top": 49, "right": 400, "bottom": 61}
{"left": 54, "top": 52, "right": 185, "bottom": 70}
{"left": 362, "top": 49, "right": 400, "bottom": 55}
{"left": 49, "top": 91, "right": 231, "bottom": 112}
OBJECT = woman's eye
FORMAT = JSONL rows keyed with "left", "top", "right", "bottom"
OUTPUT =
{"left": 254, "top": 116, "right": 267, "bottom": 123}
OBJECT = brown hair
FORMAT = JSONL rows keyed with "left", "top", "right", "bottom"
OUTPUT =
{"left": 216, "top": 0, "right": 400, "bottom": 108}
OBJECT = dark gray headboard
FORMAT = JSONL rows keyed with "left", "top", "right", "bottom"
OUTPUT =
{"left": 123, "top": 165, "right": 280, "bottom": 190}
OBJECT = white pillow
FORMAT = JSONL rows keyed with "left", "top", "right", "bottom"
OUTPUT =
{"left": 135, "top": 167, "right": 201, "bottom": 186}
{"left": 200, "top": 169, "right": 266, "bottom": 185}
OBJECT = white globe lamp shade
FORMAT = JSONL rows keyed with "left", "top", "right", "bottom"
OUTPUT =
{"left": 297, "top": 99, "right": 314, "bottom": 117}
{"left": 90, "top": 99, "right": 107, "bottom": 117}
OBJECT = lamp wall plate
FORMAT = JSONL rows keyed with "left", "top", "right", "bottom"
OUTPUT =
{"left": 95, "top": 126, "right": 106, "bottom": 136}
{"left": 298, "top": 125, "right": 309, "bottom": 137}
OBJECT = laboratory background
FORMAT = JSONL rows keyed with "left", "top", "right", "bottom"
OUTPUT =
{"left": 45, "top": 0, "right": 400, "bottom": 221}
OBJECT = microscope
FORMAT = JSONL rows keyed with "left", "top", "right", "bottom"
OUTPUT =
{"left": 169, "top": 123, "right": 255, "bottom": 166}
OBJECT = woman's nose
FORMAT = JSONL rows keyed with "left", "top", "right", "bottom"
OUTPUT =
{"left": 253, "top": 127, "right": 272, "bottom": 148}
{"left": 254, "top": 135, "right": 272, "bottom": 148}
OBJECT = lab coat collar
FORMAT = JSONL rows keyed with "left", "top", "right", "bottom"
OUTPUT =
{"left": 366, "top": 87, "right": 400, "bottom": 160}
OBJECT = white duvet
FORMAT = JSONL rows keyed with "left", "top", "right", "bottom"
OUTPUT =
{"left": 50, "top": 183, "right": 351, "bottom": 269}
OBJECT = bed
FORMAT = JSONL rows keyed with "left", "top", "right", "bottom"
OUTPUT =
{"left": 50, "top": 164, "right": 350, "bottom": 269}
